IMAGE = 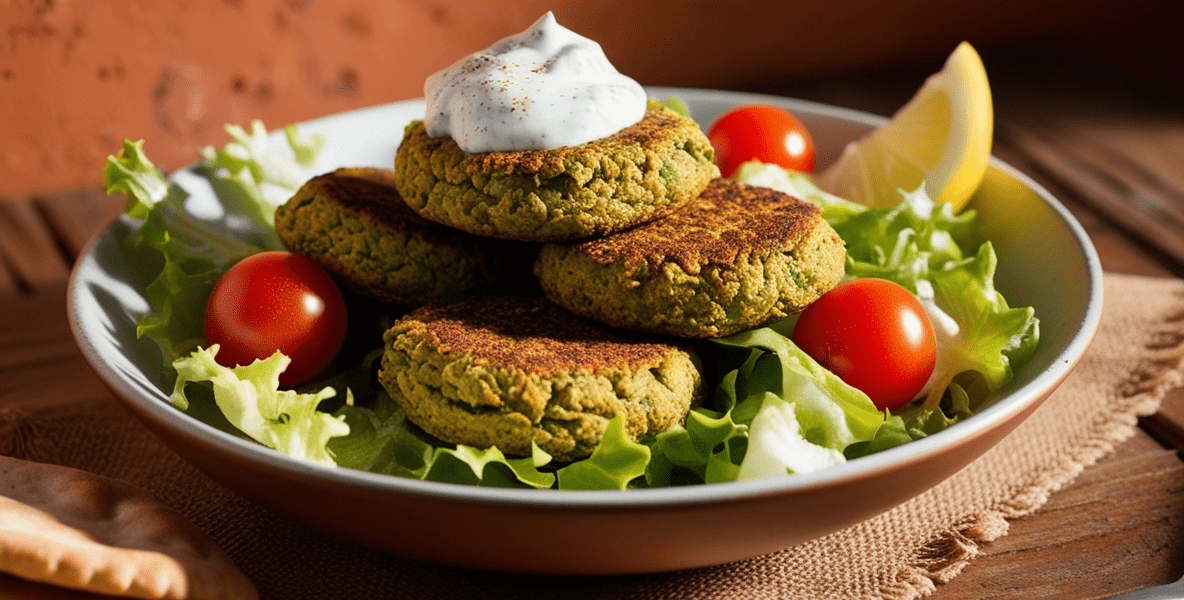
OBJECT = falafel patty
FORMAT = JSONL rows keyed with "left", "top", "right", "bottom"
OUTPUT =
{"left": 535, "top": 179, "right": 847, "bottom": 338}
{"left": 274, "top": 167, "right": 538, "bottom": 306}
{"left": 378, "top": 297, "right": 702, "bottom": 461}
{"left": 392, "top": 100, "right": 719, "bottom": 242}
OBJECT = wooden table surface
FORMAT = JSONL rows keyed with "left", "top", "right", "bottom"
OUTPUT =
{"left": 3, "top": 51, "right": 1184, "bottom": 599}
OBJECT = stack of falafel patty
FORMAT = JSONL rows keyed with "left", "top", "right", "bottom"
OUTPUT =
{"left": 274, "top": 99, "right": 846, "bottom": 462}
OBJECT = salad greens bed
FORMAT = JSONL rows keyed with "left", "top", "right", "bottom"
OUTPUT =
{"left": 104, "top": 113, "right": 1039, "bottom": 491}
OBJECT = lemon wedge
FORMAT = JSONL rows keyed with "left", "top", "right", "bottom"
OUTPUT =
{"left": 815, "top": 42, "right": 993, "bottom": 212}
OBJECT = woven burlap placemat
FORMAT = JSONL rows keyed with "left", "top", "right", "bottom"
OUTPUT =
{"left": 3, "top": 272, "right": 1184, "bottom": 599}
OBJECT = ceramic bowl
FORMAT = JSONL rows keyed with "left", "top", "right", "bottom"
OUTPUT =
{"left": 68, "top": 88, "right": 1103, "bottom": 575}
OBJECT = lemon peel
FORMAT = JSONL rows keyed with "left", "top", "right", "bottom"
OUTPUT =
{"left": 816, "top": 42, "right": 993, "bottom": 212}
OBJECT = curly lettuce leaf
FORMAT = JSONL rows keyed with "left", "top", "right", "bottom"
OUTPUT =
{"left": 426, "top": 443, "right": 555, "bottom": 489}
{"left": 105, "top": 140, "right": 265, "bottom": 361}
{"left": 736, "top": 163, "right": 1040, "bottom": 441}
{"left": 733, "top": 161, "right": 867, "bottom": 228}
{"left": 200, "top": 120, "right": 325, "bottom": 230}
{"left": 843, "top": 415, "right": 915, "bottom": 459}
{"left": 714, "top": 328, "right": 885, "bottom": 450}
{"left": 557, "top": 416, "right": 651, "bottom": 490}
{"left": 104, "top": 139, "right": 173, "bottom": 219}
{"left": 907, "top": 242, "right": 1040, "bottom": 414}
{"left": 645, "top": 327, "right": 901, "bottom": 486}
{"left": 736, "top": 393, "right": 846, "bottom": 480}
{"left": 828, "top": 185, "right": 1039, "bottom": 424}
{"left": 897, "top": 380, "right": 978, "bottom": 439}
{"left": 838, "top": 184, "right": 974, "bottom": 295}
{"left": 644, "top": 405, "right": 748, "bottom": 486}
{"left": 655, "top": 95, "right": 691, "bottom": 117}
{"left": 107, "top": 124, "right": 322, "bottom": 363}
{"left": 326, "top": 387, "right": 556, "bottom": 488}
{"left": 733, "top": 164, "right": 972, "bottom": 296}
{"left": 329, "top": 390, "right": 434, "bottom": 478}
{"left": 171, "top": 346, "right": 348, "bottom": 466}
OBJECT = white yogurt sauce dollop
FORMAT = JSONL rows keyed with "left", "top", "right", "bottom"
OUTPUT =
{"left": 423, "top": 12, "right": 647, "bottom": 153}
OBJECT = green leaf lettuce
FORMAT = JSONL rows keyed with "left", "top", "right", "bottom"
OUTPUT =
{"left": 171, "top": 346, "right": 348, "bottom": 466}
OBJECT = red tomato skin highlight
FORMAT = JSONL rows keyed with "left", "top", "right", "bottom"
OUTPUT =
{"left": 792, "top": 278, "right": 936, "bottom": 411}
{"left": 204, "top": 251, "right": 348, "bottom": 387}
{"left": 707, "top": 104, "right": 817, "bottom": 177}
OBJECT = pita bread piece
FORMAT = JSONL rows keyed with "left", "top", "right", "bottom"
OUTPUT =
{"left": 0, "top": 455, "right": 257, "bottom": 600}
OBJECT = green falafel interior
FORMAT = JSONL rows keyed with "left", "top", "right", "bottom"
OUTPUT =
{"left": 108, "top": 117, "right": 1038, "bottom": 491}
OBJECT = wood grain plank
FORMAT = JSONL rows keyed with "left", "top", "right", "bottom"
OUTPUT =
{"left": 0, "top": 283, "right": 113, "bottom": 414}
{"left": 933, "top": 436, "right": 1184, "bottom": 599}
{"left": 33, "top": 187, "right": 125, "bottom": 261}
{"left": 1061, "top": 123, "right": 1184, "bottom": 226}
{"left": 996, "top": 123, "right": 1184, "bottom": 269}
{"left": 1142, "top": 386, "right": 1184, "bottom": 451}
{"left": 991, "top": 139, "right": 1184, "bottom": 278}
{"left": 0, "top": 198, "right": 71, "bottom": 293}
{"left": 0, "top": 197, "right": 24, "bottom": 296}
{"left": 1101, "top": 126, "right": 1184, "bottom": 200}
{"left": 0, "top": 284, "right": 138, "bottom": 600}
{"left": 0, "top": 268, "right": 15, "bottom": 296}
{"left": 0, "top": 281, "right": 76, "bottom": 369}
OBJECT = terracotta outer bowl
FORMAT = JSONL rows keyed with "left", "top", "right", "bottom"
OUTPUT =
{"left": 68, "top": 88, "right": 1103, "bottom": 575}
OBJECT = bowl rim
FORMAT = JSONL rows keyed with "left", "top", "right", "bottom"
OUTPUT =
{"left": 67, "top": 88, "right": 1105, "bottom": 510}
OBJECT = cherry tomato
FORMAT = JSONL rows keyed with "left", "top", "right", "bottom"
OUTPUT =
{"left": 707, "top": 104, "right": 817, "bottom": 177}
{"left": 205, "top": 251, "right": 348, "bottom": 388}
{"left": 792, "top": 278, "right": 936, "bottom": 411}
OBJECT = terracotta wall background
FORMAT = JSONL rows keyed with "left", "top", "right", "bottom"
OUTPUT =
{"left": 0, "top": 0, "right": 1175, "bottom": 197}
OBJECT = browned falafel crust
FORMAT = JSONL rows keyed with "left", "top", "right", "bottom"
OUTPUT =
{"left": 274, "top": 167, "right": 538, "bottom": 306}
{"left": 378, "top": 297, "right": 702, "bottom": 461}
{"left": 535, "top": 179, "right": 847, "bottom": 338}
{"left": 392, "top": 100, "right": 719, "bottom": 242}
